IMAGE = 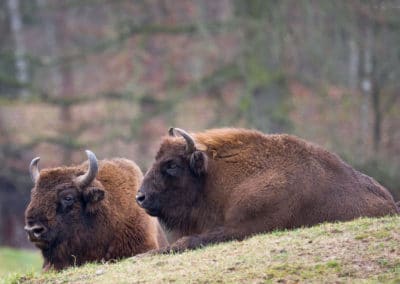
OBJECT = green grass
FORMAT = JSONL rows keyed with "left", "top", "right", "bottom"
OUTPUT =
{"left": 5, "top": 216, "right": 400, "bottom": 283}
{"left": 0, "top": 247, "right": 41, "bottom": 283}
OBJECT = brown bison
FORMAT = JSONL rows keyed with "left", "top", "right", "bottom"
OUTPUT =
{"left": 136, "top": 128, "right": 399, "bottom": 253}
{"left": 25, "top": 150, "right": 167, "bottom": 270}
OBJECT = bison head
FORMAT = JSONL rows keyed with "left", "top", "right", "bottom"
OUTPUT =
{"left": 24, "top": 150, "right": 104, "bottom": 255}
{"left": 136, "top": 128, "right": 208, "bottom": 229}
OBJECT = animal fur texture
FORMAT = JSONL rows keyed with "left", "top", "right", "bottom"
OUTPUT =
{"left": 137, "top": 128, "right": 399, "bottom": 253}
{"left": 25, "top": 153, "right": 167, "bottom": 270}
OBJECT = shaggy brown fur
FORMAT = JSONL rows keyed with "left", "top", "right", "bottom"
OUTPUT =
{"left": 25, "top": 157, "right": 167, "bottom": 270}
{"left": 137, "top": 128, "right": 399, "bottom": 253}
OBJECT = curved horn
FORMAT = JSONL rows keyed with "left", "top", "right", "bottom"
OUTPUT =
{"left": 29, "top": 157, "right": 41, "bottom": 184}
{"left": 172, "top": 128, "right": 196, "bottom": 153}
{"left": 168, "top": 127, "right": 175, "bottom": 136}
{"left": 75, "top": 150, "right": 98, "bottom": 188}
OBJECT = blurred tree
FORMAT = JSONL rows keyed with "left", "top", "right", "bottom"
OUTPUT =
{"left": 234, "top": 0, "right": 291, "bottom": 133}
{"left": 6, "top": 0, "right": 28, "bottom": 97}
{"left": 352, "top": 1, "right": 400, "bottom": 153}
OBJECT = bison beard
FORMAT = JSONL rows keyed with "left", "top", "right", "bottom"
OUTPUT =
{"left": 137, "top": 127, "right": 399, "bottom": 254}
{"left": 25, "top": 150, "right": 166, "bottom": 270}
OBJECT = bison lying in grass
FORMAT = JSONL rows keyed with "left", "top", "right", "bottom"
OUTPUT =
{"left": 25, "top": 150, "right": 167, "bottom": 270}
{"left": 136, "top": 128, "right": 399, "bottom": 253}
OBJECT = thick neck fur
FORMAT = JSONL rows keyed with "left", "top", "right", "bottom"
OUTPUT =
{"left": 42, "top": 207, "right": 154, "bottom": 269}
{"left": 157, "top": 174, "right": 224, "bottom": 240}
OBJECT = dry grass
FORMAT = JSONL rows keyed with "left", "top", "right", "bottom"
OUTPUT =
{"left": 6, "top": 216, "right": 400, "bottom": 284}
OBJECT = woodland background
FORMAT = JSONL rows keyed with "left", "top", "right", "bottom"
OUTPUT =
{"left": 0, "top": 0, "right": 399, "bottom": 248}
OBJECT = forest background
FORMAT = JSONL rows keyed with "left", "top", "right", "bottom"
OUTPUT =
{"left": 0, "top": 0, "right": 399, "bottom": 249}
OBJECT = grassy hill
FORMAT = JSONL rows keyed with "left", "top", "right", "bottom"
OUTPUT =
{"left": 4, "top": 216, "right": 400, "bottom": 283}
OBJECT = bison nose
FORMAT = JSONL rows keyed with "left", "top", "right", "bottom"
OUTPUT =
{"left": 136, "top": 191, "right": 146, "bottom": 206}
{"left": 24, "top": 224, "right": 46, "bottom": 239}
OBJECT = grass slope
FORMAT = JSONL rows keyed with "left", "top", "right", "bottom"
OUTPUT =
{"left": 0, "top": 247, "right": 41, "bottom": 282}
{"left": 7, "top": 216, "right": 400, "bottom": 284}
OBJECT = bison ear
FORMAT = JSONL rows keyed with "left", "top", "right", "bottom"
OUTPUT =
{"left": 83, "top": 187, "right": 105, "bottom": 204}
{"left": 190, "top": 151, "right": 208, "bottom": 176}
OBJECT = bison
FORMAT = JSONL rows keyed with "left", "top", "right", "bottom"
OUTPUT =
{"left": 136, "top": 127, "right": 399, "bottom": 253}
{"left": 25, "top": 150, "right": 167, "bottom": 270}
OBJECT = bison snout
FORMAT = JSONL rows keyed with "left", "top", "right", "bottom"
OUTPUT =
{"left": 136, "top": 190, "right": 160, "bottom": 216}
{"left": 24, "top": 224, "right": 47, "bottom": 240}
{"left": 136, "top": 191, "right": 146, "bottom": 206}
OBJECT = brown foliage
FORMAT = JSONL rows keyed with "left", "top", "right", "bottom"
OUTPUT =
{"left": 137, "top": 128, "right": 399, "bottom": 253}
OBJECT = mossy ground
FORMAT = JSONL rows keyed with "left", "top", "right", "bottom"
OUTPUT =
{"left": 4, "top": 216, "right": 400, "bottom": 283}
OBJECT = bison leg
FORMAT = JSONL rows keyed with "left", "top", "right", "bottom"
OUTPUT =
{"left": 154, "top": 227, "right": 249, "bottom": 253}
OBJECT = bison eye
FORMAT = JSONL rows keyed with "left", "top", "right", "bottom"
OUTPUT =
{"left": 61, "top": 195, "right": 74, "bottom": 207}
{"left": 165, "top": 163, "right": 181, "bottom": 177}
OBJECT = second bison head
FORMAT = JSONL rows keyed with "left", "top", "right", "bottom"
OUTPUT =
{"left": 136, "top": 128, "right": 207, "bottom": 222}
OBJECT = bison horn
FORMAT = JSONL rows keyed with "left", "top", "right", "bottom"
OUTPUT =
{"left": 170, "top": 128, "right": 196, "bottom": 153}
{"left": 75, "top": 150, "right": 98, "bottom": 188}
{"left": 29, "top": 157, "right": 41, "bottom": 183}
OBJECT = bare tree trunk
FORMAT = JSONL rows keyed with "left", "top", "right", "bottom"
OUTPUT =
{"left": 58, "top": 50, "right": 74, "bottom": 162}
{"left": 369, "top": 21, "right": 382, "bottom": 154}
{"left": 371, "top": 83, "right": 381, "bottom": 152}
{"left": 349, "top": 37, "right": 365, "bottom": 160}
{"left": 36, "top": 0, "right": 62, "bottom": 95}
{"left": 348, "top": 39, "right": 359, "bottom": 90}
{"left": 37, "top": 0, "right": 74, "bottom": 163}
{"left": 56, "top": 8, "right": 74, "bottom": 164}
{"left": 360, "top": 23, "right": 373, "bottom": 157}
{"left": 360, "top": 17, "right": 383, "bottom": 155}
{"left": 6, "top": 0, "right": 29, "bottom": 97}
